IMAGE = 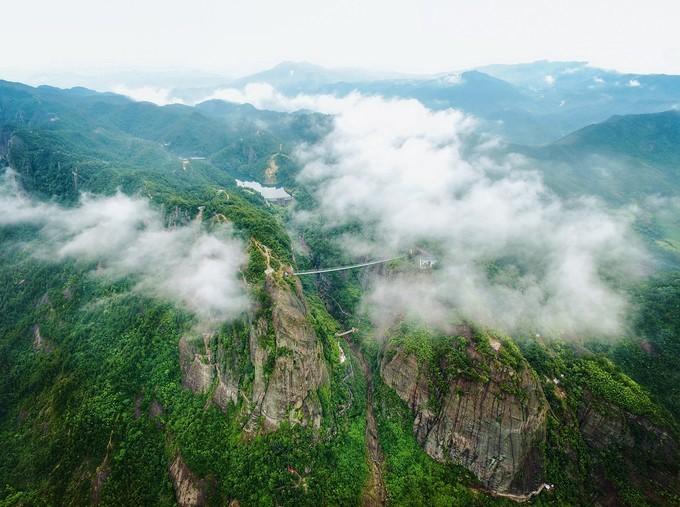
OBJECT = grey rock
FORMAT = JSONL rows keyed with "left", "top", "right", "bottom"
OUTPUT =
{"left": 381, "top": 328, "right": 548, "bottom": 498}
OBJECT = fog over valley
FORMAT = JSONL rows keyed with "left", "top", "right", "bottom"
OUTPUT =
{"left": 2, "top": 3, "right": 680, "bottom": 506}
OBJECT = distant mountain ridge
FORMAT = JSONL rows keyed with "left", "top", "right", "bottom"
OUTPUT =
{"left": 509, "top": 109, "right": 680, "bottom": 264}
{"left": 210, "top": 60, "right": 680, "bottom": 144}
{"left": 517, "top": 110, "right": 680, "bottom": 199}
{"left": 18, "top": 60, "right": 680, "bottom": 146}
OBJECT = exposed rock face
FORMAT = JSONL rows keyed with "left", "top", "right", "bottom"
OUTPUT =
{"left": 179, "top": 333, "right": 240, "bottom": 410}
{"left": 381, "top": 327, "right": 548, "bottom": 498}
{"left": 579, "top": 396, "right": 635, "bottom": 450}
{"left": 579, "top": 393, "right": 680, "bottom": 472}
{"left": 249, "top": 272, "right": 328, "bottom": 431}
{"left": 90, "top": 451, "right": 111, "bottom": 505}
{"left": 576, "top": 392, "right": 680, "bottom": 502}
{"left": 169, "top": 455, "right": 207, "bottom": 507}
{"left": 31, "top": 324, "right": 53, "bottom": 353}
{"left": 179, "top": 334, "right": 215, "bottom": 394}
{"left": 179, "top": 269, "right": 328, "bottom": 431}
{"left": 90, "top": 433, "right": 114, "bottom": 505}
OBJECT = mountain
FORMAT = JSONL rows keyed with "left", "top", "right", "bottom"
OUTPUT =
{"left": 220, "top": 61, "right": 680, "bottom": 145}
{"left": 14, "top": 69, "right": 231, "bottom": 92}
{"left": 228, "top": 61, "right": 416, "bottom": 94}
{"left": 478, "top": 60, "right": 595, "bottom": 90}
{"left": 512, "top": 110, "right": 680, "bottom": 265}
{"left": 517, "top": 110, "right": 680, "bottom": 200}
{"left": 478, "top": 61, "right": 680, "bottom": 142}
{"left": 1, "top": 81, "right": 680, "bottom": 506}
{"left": 551, "top": 110, "right": 680, "bottom": 166}
{"left": 0, "top": 79, "right": 328, "bottom": 192}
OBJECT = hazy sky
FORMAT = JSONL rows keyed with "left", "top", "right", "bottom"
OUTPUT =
{"left": 4, "top": 0, "right": 679, "bottom": 77}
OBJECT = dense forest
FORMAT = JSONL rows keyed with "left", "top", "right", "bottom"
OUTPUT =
{"left": 0, "top": 80, "right": 679, "bottom": 506}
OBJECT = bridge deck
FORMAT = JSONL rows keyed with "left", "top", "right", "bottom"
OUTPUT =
{"left": 293, "top": 256, "right": 404, "bottom": 276}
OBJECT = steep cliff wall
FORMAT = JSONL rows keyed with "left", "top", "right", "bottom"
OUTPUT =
{"left": 381, "top": 324, "right": 548, "bottom": 499}
{"left": 179, "top": 243, "right": 328, "bottom": 431}
{"left": 248, "top": 271, "right": 328, "bottom": 430}
{"left": 577, "top": 391, "right": 680, "bottom": 498}
{"left": 169, "top": 455, "right": 208, "bottom": 507}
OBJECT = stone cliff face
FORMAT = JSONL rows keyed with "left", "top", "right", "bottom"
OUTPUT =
{"left": 169, "top": 455, "right": 208, "bottom": 507}
{"left": 579, "top": 393, "right": 677, "bottom": 457}
{"left": 381, "top": 326, "right": 548, "bottom": 499}
{"left": 578, "top": 392, "right": 680, "bottom": 495}
{"left": 179, "top": 268, "right": 328, "bottom": 432}
{"left": 248, "top": 272, "right": 328, "bottom": 431}
{"left": 179, "top": 333, "right": 240, "bottom": 411}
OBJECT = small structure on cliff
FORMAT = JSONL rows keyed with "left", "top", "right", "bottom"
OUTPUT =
{"left": 408, "top": 247, "right": 438, "bottom": 269}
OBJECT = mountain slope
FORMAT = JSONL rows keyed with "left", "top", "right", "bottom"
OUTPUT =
{"left": 207, "top": 61, "right": 680, "bottom": 144}
{"left": 518, "top": 110, "right": 680, "bottom": 202}
{"left": 0, "top": 82, "right": 366, "bottom": 505}
{"left": 1, "top": 81, "right": 680, "bottom": 506}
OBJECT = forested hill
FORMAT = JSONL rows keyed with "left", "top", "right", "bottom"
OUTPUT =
{"left": 1, "top": 81, "right": 680, "bottom": 506}
{"left": 0, "top": 79, "right": 329, "bottom": 197}
{"left": 531, "top": 110, "right": 680, "bottom": 169}
{"left": 0, "top": 81, "right": 367, "bottom": 505}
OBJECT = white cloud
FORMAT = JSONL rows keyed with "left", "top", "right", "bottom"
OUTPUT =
{"left": 112, "top": 85, "right": 185, "bottom": 105}
{"left": 290, "top": 93, "right": 646, "bottom": 337}
{"left": 544, "top": 75, "right": 556, "bottom": 86}
{"left": 0, "top": 169, "right": 248, "bottom": 327}
{"left": 443, "top": 73, "right": 463, "bottom": 84}
{"left": 206, "top": 82, "right": 359, "bottom": 113}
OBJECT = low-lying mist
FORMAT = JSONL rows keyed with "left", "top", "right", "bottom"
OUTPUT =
{"left": 278, "top": 92, "right": 647, "bottom": 338}
{"left": 112, "top": 83, "right": 650, "bottom": 338}
{"left": 0, "top": 169, "right": 248, "bottom": 328}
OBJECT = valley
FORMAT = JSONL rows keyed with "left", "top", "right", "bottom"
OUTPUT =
{"left": 1, "top": 63, "right": 680, "bottom": 507}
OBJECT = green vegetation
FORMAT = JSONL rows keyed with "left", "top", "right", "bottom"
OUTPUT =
{"left": 2, "top": 80, "right": 680, "bottom": 506}
{"left": 571, "top": 358, "right": 670, "bottom": 426}
{"left": 0, "top": 81, "right": 368, "bottom": 506}
{"left": 611, "top": 273, "right": 680, "bottom": 420}
{"left": 0, "top": 245, "right": 370, "bottom": 505}
{"left": 519, "top": 337, "right": 680, "bottom": 505}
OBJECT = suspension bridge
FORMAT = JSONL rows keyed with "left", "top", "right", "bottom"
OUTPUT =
{"left": 292, "top": 256, "right": 405, "bottom": 276}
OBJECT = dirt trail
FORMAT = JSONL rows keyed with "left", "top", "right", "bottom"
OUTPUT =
{"left": 345, "top": 338, "right": 387, "bottom": 506}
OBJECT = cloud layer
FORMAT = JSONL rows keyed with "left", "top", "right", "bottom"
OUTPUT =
{"left": 285, "top": 93, "right": 646, "bottom": 337}
{"left": 77, "top": 82, "right": 650, "bottom": 338}
{"left": 112, "top": 85, "right": 186, "bottom": 106}
{"left": 0, "top": 169, "right": 248, "bottom": 326}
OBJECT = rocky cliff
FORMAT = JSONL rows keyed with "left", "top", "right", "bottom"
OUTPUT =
{"left": 578, "top": 391, "right": 680, "bottom": 497}
{"left": 169, "top": 455, "right": 208, "bottom": 507}
{"left": 179, "top": 243, "right": 328, "bottom": 432}
{"left": 381, "top": 324, "right": 548, "bottom": 499}
{"left": 179, "top": 333, "right": 241, "bottom": 411}
{"left": 579, "top": 392, "right": 677, "bottom": 457}
{"left": 248, "top": 271, "right": 328, "bottom": 431}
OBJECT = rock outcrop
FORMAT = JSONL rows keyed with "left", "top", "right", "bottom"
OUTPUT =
{"left": 179, "top": 333, "right": 241, "bottom": 410}
{"left": 381, "top": 325, "right": 548, "bottom": 499}
{"left": 248, "top": 271, "right": 328, "bottom": 431}
{"left": 179, "top": 253, "right": 328, "bottom": 431}
{"left": 578, "top": 393, "right": 680, "bottom": 494}
{"left": 169, "top": 455, "right": 208, "bottom": 507}
{"left": 90, "top": 434, "right": 113, "bottom": 505}
{"left": 32, "top": 324, "right": 53, "bottom": 353}
{"left": 579, "top": 393, "right": 677, "bottom": 456}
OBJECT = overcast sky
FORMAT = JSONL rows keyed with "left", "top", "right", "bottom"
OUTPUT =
{"left": 3, "top": 0, "right": 679, "bottom": 78}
